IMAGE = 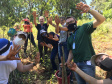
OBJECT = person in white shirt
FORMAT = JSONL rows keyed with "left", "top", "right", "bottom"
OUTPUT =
{"left": 0, "top": 31, "right": 40, "bottom": 84}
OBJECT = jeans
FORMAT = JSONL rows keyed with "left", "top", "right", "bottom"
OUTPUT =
{"left": 38, "top": 40, "right": 48, "bottom": 58}
{"left": 74, "top": 61, "right": 95, "bottom": 84}
{"left": 51, "top": 46, "right": 61, "bottom": 70}
{"left": 24, "top": 32, "right": 36, "bottom": 53}
{"left": 58, "top": 42, "right": 69, "bottom": 62}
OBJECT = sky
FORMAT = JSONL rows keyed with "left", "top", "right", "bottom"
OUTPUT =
{"left": 86, "top": 0, "right": 92, "bottom": 6}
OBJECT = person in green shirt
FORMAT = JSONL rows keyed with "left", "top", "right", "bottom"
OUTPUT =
{"left": 54, "top": 2, "right": 105, "bottom": 84}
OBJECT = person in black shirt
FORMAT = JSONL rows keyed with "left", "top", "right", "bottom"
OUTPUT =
{"left": 40, "top": 30, "right": 61, "bottom": 70}
{"left": 32, "top": 11, "right": 49, "bottom": 61}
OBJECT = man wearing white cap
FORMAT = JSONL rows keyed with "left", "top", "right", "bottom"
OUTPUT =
{"left": 0, "top": 31, "right": 40, "bottom": 84}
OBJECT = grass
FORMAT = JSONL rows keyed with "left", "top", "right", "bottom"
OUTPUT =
{"left": 0, "top": 19, "right": 112, "bottom": 83}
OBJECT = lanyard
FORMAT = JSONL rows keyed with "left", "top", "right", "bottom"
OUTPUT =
{"left": 72, "top": 31, "right": 77, "bottom": 49}
{"left": 73, "top": 31, "right": 77, "bottom": 41}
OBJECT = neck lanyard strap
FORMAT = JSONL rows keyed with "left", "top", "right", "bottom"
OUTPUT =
{"left": 73, "top": 31, "right": 77, "bottom": 41}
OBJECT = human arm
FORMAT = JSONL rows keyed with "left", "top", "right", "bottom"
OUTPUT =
{"left": 45, "top": 44, "right": 53, "bottom": 49}
{"left": 76, "top": 2, "right": 105, "bottom": 28}
{"left": 17, "top": 52, "right": 40, "bottom": 72}
{"left": 53, "top": 34, "right": 59, "bottom": 41}
{"left": 29, "top": 22, "right": 33, "bottom": 28}
{"left": 32, "top": 11, "right": 38, "bottom": 26}
{"left": 48, "top": 16, "right": 68, "bottom": 31}
{"left": 0, "top": 56, "right": 7, "bottom": 61}
{"left": 54, "top": 15, "right": 60, "bottom": 33}
{"left": 48, "top": 34, "right": 59, "bottom": 41}
{"left": 66, "top": 50, "right": 73, "bottom": 64}
{"left": 40, "top": 42, "right": 53, "bottom": 49}
{"left": 67, "top": 62, "right": 112, "bottom": 84}
{"left": 44, "top": 10, "right": 49, "bottom": 26}
{"left": 0, "top": 42, "right": 21, "bottom": 61}
{"left": 19, "top": 19, "right": 24, "bottom": 28}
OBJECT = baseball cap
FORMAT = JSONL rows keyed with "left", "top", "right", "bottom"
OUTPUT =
{"left": 91, "top": 53, "right": 108, "bottom": 66}
{"left": 24, "top": 19, "right": 28, "bottom": 21}
{"left": 17, "top": 31, "right": 27, "bottom": 39}
{"left": 40, "top": 29, "right": 47, "bottom": 35}
{"left": 7, "top": 28, "right": 17, "bottom": 37}
{"left": 0, "top": 38, "right": 10, "bottom": 55}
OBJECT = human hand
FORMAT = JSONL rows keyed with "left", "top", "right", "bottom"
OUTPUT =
{"left": 59, "top": 62, "right": 67, "bottom": 68}
{"left": 48, "top": 35, "right": 53, "bottom": 40}
{"left": 55, "top": 15, "right": 60, "bottom": 25}
{"left": 48, "top": 16, "right": 53, "bottom": 25}
{"left": 6, "top": 42, "right": 21, "bottom": 60}
{"left": 35, "top": 52, "right": 40, "bottom": 64}
{"left": 32, "top": 11, "right": 38, "bottom": 17}
{"left": 44, "top": 10, "right": 49, "bottom": 18}
{"left": 76, "top": 2, "right": 90, "bottom": 13}
{"left": 67, "top": 62, "right": 78, "bottom": 71}
{"left": 47, "top": 44, "right": 53, "bottom": 49}
{"left": 40, "top": 42, "right": 46, "bottom": 46}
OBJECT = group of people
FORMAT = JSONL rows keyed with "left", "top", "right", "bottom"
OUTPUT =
{"left": 0, "top": 2, "right": 112, "bottom": 84}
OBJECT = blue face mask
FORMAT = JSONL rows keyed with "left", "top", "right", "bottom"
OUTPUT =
{"left": 100, "top": 58, "right": 112, "bottom": 71}
{"left": 67, "top": 23, "right": 77, "bottom": 32}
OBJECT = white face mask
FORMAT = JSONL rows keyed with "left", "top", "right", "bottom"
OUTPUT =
{"left": 14, "top": 36, "right": 25, "bottom": 46}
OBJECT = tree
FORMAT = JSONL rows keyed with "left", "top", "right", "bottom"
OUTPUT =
{"left": 0, "top": 0, "right": 88, "bottom": 28}
{"left": 90, "top": 0, "right": 112, "bottom": 18}
{"left": 52, "top": 0, "right": 86, "bottom": 19}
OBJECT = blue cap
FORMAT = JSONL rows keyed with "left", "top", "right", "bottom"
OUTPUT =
{"left": 0, "top": 38, "right": 9, "bottom": 49}
{"left": 0, "top": 38, "right": 10, "bottom": 54}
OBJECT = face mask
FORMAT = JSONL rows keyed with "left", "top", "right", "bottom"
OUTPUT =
{"left": 25, "top": 21, "right": 30, "bottom": 25}
{"left": 67, "top": 23, "right": 77, "bottom": 32}
{"left": 14, "top": 36, "right": 25, "bottom": 46}
{"left": 100, "top": 58, "right": 112, "bottom": 71}
{"left": 62, "top": 23, "right": 66, "bottom": 27}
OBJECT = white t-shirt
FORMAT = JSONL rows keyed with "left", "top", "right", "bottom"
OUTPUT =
{"left": 0, "top": 42, "right": 21, "bottom": 84}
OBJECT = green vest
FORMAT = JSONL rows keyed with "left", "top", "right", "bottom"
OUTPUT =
{"left": 67, "top": 22, "right": 96, "bottom": 62}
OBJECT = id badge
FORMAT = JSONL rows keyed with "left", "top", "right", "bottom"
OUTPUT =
{"left": 72, "top": 42, "right": 75, "bottom": 49}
